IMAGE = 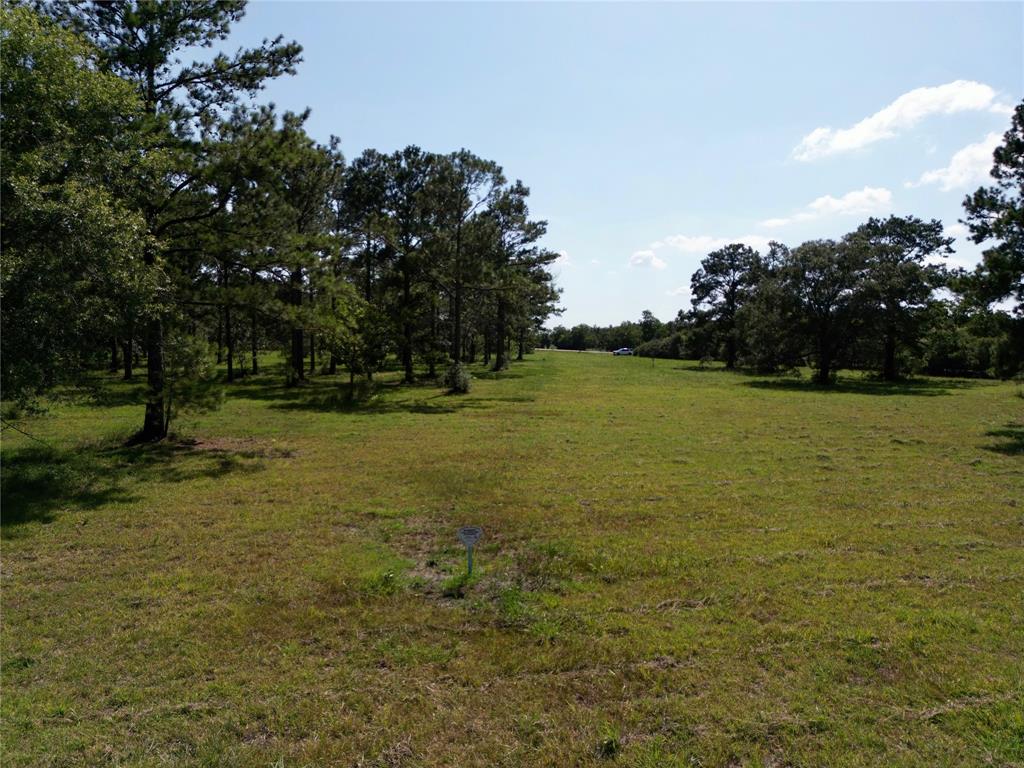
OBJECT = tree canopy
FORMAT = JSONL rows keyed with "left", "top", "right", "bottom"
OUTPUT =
{"left": 1, "top": 1, "right": 562, "bottom": 433}
{"left": 963, "top": 102, "right": 1024, "bottom": 313}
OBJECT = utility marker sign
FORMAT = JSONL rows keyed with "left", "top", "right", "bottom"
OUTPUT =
{"left": 457, "top": 526, "right": 483, "bottom": 575}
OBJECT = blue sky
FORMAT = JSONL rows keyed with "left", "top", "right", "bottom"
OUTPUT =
{"left": 224, "top": 1, "right": 1022, "bottom": 326}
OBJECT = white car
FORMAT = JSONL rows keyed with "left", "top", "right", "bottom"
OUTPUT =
{"left": 612, "top": 347, "right": 633, "bottom": 356}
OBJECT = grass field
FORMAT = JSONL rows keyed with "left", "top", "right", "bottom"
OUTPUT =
{"left": 2, "top": 351, "right": 1023, "bottom": 767}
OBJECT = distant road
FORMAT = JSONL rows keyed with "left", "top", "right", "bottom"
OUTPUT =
{"left": 539, "top": 348, "right": 612, "bottom": 354}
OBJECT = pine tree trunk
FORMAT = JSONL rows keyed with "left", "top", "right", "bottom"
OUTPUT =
{"left": 135, "top": 72, "right": 167, "bottom": 441}
{"left": 251, "top": 313, "right": 259, "bottom": 375}
{"left": 453, "top": 285, "right": 463, "bottom": 364}
{"left": 517, "top": 329, "right": 525, "bottom": 361}
{"left": 428, "top": 299, "right": 438, "bottom": 378}
{"left": 309, "top": 333, "right": 316, "bottom": 374}
{"left": 401, "top": 256, "right": 414, "bottom": 384}
{"left": 328, "top": 294, "right": 338, "bottom": 375}
{"left": 140, "top": 316, "right": 166, "bottom": 440}
{"left": 493, "top": 296, "right": 507, "bottom": 371}
{"left": 216, "top": 308, "right": 223, "bottom": 364}
{"left": 290, "top": 328, "right": 304, "bottom": 385}
{"left": 288, "top": 269, "right": 304, "bottom": 385}
{"left": 225, "top": 304, "right": 234, "bottom": 383}
{"left": 122, "top": 323, "right": 133, "bottom": 380}
{"left": 109, "top": 337, "right": 121, "bottom": 373}
{"left": 250, "top": 269, "right": 259, "bottom": 374}
{"left": 122, "top": 340, "right": 133, "bottom": 380}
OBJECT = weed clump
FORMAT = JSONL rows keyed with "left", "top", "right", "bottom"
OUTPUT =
{"left": 596, "top": 724, "right": 621, "bottom": 758}
{"left": 443, "top": 362, "right": 472, "bottom": 394}
{"left": 441, "top": 571, "right": 478, "bottom": 598}
{"left": 362, "top": 570, "right": 401, "bottom": 597}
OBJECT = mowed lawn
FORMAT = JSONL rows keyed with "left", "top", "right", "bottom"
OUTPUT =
{"left": 2, "top": 351, "right": 1023, "bottom": 767}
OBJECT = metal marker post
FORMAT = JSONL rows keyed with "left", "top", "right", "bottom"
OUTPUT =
{"left": 457, "top": 526, "right": 483, "bottom": 576}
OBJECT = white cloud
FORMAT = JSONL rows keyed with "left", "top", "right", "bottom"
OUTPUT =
{"left": 808, "top": 186, "right": 893, "bottom": 215}
{"left": 666, "top": 285, "right": 691, "bottom": 298}
{"left": 659, "top": 234, "right": 774, "bottom": 253}
{"left": 590, "top": 258, "right": 601, "bottom": 265}
{"left": 627, "top": 233, "right": 776, "bottom": 271}
{"left": 907, "top": 132, "right": 1000, "bottom": 191}
{"left": 760, "top": 186, "right": 892, "bottom": 228}
{"left": 793, "top": 80, "right": 1005, "bottom": 161}
{"left": 945, "top": 222, "right": 969, "bottom": 239}
{"left": 629, "top": 249, "right": 667, "bottom": 270}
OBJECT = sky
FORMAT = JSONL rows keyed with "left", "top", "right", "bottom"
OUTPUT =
{"left": 220, "top": 1, "right": 1022, "bottom": 327}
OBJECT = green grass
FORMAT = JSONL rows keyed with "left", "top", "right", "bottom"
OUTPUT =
{"left": 3, "top": 352, "right": 1023, "bottom": 767}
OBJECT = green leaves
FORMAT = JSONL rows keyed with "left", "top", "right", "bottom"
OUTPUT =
{"left": 1, "top": 5, "right": 157, "bottom": 401}
{"left": 963, "top": 102, "right": 1024, "bottom": 311}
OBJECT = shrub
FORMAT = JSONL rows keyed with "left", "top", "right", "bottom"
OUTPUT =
{"left": 443, "top": 362, "right": 472, "bottom": 394}
{"left": 634, "top": 333, "right": 682, "bottom": 359}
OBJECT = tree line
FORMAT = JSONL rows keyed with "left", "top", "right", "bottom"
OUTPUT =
{"left": 1, "top": 1, "right": 561, "bottom": 440}
{"left": 546, "top": 105, "right": 1024, "bottom": 384}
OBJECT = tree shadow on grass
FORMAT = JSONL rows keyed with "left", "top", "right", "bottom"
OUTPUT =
{"left": 266, "top": 390, "right": 530, "bottom": 416}
{"left": 983, "top": 423, "right": 1024, "bottom": 455}
{"left": 469, "top": 368, "right": 529, "bottom": 381}
{"left": 741, "top": 377, "right": 984, "bottom": 397}
{"left": 673, "top": 362, "right": 730, "bottom": 373}
{"left": 1, "top": 439, "right": 267, "bottom": 532}
{"left": 23, "top": 376, "right": 148, "bottom": 410}
{"left": 232, "top": 377, "right": 533, "bottom": 416}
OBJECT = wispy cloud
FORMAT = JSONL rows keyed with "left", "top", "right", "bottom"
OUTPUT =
{"left": 793, "top": 80, "right": 1007, "bottom": 161}
{"left": 906, "top": 132, "right": 1000, "bottom": 191}
{"left": 553, "top": 250, "right": 572, "bottom": 268}
{"left": 760, "top": 186, "right": 892, "bottom": 228}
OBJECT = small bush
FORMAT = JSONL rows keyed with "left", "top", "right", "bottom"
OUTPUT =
{"left": 443, "top": 362, "right": 472, "bottom": 394}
